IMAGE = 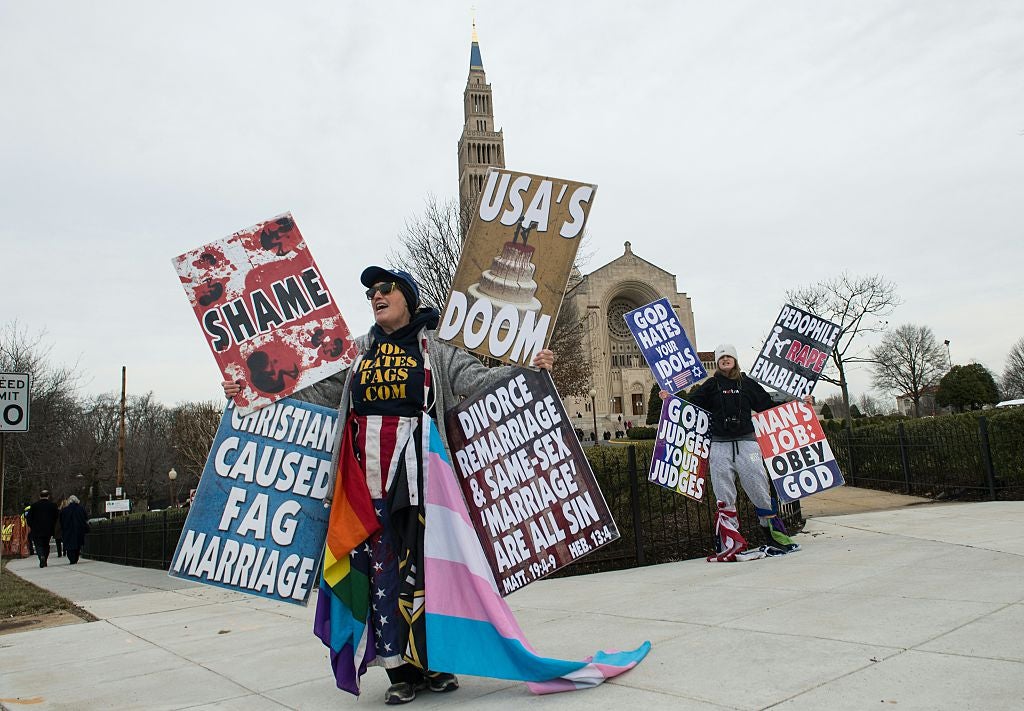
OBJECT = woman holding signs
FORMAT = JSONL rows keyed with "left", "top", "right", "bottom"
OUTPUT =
{"left": 225, "top": 266, "right": 553, "bottom": 705}
{"left": 665, "top": 344, "right": 799, "bottom": 562}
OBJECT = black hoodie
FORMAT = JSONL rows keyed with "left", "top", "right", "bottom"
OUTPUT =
{"left": 687, "top": 372, "right": 774, "bottom": 440}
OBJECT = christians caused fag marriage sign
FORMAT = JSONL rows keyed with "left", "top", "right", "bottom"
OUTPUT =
{"left": 169, "top": 397, "right": 336, "bottom": 605}
{"left": 173, "top": 213, "right": 357, "bottom": 415}
{"left": 625, "top": 298, "right": 706, "bottom": 394}
{"left": 439, "top": 167, "right": 597, "bottom": 366}
{"left": 752, "top": 400, "right": 845, "bottom": 503}
{"left": 444, "top": 369, "right": 619, "bottom": 596}
{"left": 650, "top": 396, "right": 711, "bottom": 501}
{"left": 750, "top": 304, "right": 841, "bottom": 399}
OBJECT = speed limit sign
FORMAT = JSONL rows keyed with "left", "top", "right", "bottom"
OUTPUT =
{"left": 0, "top": 373, "right": 30, "bottom": 432}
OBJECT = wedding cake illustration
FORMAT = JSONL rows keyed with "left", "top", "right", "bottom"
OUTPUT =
{"left": 467, "top": 216, "right": 543, "bottom": 315}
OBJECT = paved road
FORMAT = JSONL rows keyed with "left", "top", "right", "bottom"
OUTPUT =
{"left": 2, "top": 492, "right": 1023, "bottom": 710}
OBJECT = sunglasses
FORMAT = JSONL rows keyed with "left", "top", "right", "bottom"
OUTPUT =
{"left": 365, "top": 281, "right": 398, "bottom": 299}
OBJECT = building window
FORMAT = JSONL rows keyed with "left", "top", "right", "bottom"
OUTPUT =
{"left": 611, "top": 397, "right": 623, "bottom": 414}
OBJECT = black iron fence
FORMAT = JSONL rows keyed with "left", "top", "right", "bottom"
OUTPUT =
{"left": 85, "top": 509, "right": 190, "bottom": 569}
{"left": 826, "top": 415, "right": 1024, "bottom": 501}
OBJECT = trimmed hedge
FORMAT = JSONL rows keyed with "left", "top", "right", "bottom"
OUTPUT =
{"left": 626, "top": 426, "right": 657, "bottom": 440}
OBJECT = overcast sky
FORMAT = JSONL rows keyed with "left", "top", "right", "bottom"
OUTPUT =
{"left": 3, "top": 1, "right": 1022, "bottom": 407}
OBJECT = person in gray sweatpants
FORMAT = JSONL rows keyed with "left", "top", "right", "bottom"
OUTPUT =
{"left": 682, "top": 344, "right": 800, "bottom": 561}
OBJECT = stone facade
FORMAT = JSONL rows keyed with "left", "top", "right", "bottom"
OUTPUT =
{"left": 563, "top": 242, "right": 700, "bottom": 440}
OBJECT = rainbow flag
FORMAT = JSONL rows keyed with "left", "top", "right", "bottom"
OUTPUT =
{"left": 313, "top": 420, "right": 382, "bottom": 694}
{"left": 422, "top": 419, "right": 650, "bottom": 693}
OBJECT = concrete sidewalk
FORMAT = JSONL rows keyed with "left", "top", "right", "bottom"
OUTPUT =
{"left": 3, "top": 495, "right": 1024, "bottom": 710}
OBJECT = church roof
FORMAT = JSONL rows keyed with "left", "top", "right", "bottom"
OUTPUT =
{"left": 470, "top": 24, "right": 483, "bottom": 69}
{"left": 586, "top": 241, "right": 678, "bottom": 281}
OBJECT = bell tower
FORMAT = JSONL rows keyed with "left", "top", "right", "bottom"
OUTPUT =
{"left": 457, "top": 22, "right": 506, "bottom": 214}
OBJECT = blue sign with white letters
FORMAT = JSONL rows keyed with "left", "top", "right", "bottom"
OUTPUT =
{"left": 168, "top": 397, "right": 336, "bottom": 605}
{"left": 624, "top": 298, "right": 707, "bottom": 394}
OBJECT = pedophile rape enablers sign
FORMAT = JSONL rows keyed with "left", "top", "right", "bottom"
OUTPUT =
{"left": 439, "top": 168, "right": 597, "bottom": 366}
{"left": 173, "top": 213, "right": 357, "bottom": 415}
{"left": 750, "top": 304, "right": 840, "bottom": 399}
{"left": 625, "top": 298, "right": 706, "bottom": 394}
{"left": 650, "top": 396, "right": 710, "bottom": 501}
{"left": 169, "top": 397, "right": 336, "bottom": 605}
{"left": 444, "top": 369, "right": 618, "bottom": 595}
{"left": 752, "top": 400, "right": 845, "bottom": 503}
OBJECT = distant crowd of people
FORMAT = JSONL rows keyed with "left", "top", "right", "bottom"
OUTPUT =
{"left": 23, "top": 489, "right": 90, "bottom": 568}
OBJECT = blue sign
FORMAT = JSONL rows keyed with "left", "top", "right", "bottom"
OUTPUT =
{"left": 169, "top": 397, "right": 337, "bottom": 605}
{"left": 624, "top": 298, "right": 707, "bottom": 394}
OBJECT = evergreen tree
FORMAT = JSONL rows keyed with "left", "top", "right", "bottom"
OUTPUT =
{"left": 937, "top": 363, "right": 1000, "bottom": 412}
{"left": 820, "top": 402, "right": 834, "bottom": 419}
{"left": 646, "top": 383, "right": 661, "bottom": 425}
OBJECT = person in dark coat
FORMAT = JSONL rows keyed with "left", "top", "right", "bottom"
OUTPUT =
{"left": 58, "top": 495, "right": 90, "bottom": 564}
{"left": 26, "top": 490, "right": 60, "bottom": 568}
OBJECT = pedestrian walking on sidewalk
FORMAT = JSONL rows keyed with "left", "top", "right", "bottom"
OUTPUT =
{"left": 25, "top": 490, "right": 60, "bottom": 568}
{"left": 59, "top": 495, "right": 90, "bottom": 564}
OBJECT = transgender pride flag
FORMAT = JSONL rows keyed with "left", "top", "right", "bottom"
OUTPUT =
{"left": 422, "top": 418, "right": 650, "bottom": 693}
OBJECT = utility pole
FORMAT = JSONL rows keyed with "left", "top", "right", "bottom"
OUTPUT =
{"left": 116, "top": 366, "right": 126, "bottom": 490}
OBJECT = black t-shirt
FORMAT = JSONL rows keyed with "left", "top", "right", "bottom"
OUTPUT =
{"left": 351, "top": 318, "right": 428, "bottom": 417}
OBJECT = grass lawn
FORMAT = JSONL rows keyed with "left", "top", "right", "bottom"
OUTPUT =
{"left": 0, "top": 559, "right": 82, "bottom": 618}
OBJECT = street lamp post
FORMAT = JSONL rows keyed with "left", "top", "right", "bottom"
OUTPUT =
{"left": 944, "top": 339, "right": 952, "bottom": 367}
{"left": 168, "top": 468, "right": 177, "bottom": 508}
{"left": 589, "top": 388, "right": 599, "bottom": 447}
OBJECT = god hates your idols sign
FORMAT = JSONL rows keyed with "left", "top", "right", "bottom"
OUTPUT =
{"left": 750, "top": 304, "right": 840, "bottom": 399}
{"left": 752, "top": 400, "right": 845, "bottom": 503}
{"left": 439, "top": 168, "right": 597, "bottom": 366}
{"left": 169, "top": 397, "right": 336, "bottom": 605}
{"left": 625, "top": 298, "right": 706, "bottom": 394}
{"left": 444, "top": 369, "right": 619, "bottom": 596}
{"left": 173, "top": 213, "right": 358, "bottom": 415}
{"left": 650, "top": 396, "right": 711, "bottom": 501}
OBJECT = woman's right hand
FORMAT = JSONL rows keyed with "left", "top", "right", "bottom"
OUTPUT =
{"left": 658, "top": 389, "right": 670, "bottom": 401}
{"left": 222, "top": 380, "right": 242, "bottom": 399}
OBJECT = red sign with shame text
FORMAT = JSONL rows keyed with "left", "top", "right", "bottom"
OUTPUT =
{"left": 173, "top": 213, "right": 357, "bottom": 415}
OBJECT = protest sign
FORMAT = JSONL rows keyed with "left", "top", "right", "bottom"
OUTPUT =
{"left": 444, "top": 369, "right": 618, "bottom": 595}
{"left": 173, "top": 213, "right": 357, "bottom": 415}
{"left": 439, "top": 168, "right": 597, "bottom": 366}
{"left": 169, "top": 397, "right": 335, "bottom": 605}
{"left": 752, "top": 400, "right": 845, "bottom": 503}
{"left": 624, "top": 299, "right": 706, "bottom": 394}
{"left": 749, "top": 304, "right": 841, "bottom": 399}
{"left": 650, "top": 396, "right": 710, "bottom": 501}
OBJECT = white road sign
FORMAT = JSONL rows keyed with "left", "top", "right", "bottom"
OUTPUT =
{"left": 0, "top": 373, "right": 30, "bottom": 432}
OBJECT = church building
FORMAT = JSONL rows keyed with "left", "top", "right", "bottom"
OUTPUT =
{"left": 455, "top": 27, "right": 707, "bottom": 439}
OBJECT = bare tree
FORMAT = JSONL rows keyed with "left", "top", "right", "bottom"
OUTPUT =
{"left": 0, "top": 322, "right": 82, "bottom": 512}
{"left": 389, "top": 195, "right": 589, "bottom": 397}
{"left": 388, "top": 195, "right": 471, "bottom": 309}
{"left": 1001, "top": 337, "right": 1024, "bottom": 399}
{"left": 170, "top": 400, "right": 223, "bottom": 490}
{"left": 855, "top": 392, "right": 885, "bottom": 417}
{"left": 787, "top": 273, "right": 901, "bottom": 421}
{"left": 871, "top": 324, "right": 948, "bottom": 417}
{"left": 824, "top": 393, "right": 848, "bottom": 420}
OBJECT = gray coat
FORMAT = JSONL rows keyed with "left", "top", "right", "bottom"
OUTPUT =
{"left": 293, "top": 329, "right": 515, "bottom": 503}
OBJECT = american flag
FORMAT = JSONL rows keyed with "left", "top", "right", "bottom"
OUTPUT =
{"left": 671, "top": 372, "right": 692, "bottom": 390}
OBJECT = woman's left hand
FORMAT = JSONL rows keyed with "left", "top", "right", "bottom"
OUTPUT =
{"left": 532, "top": 348, "right": 555, "bottom": 371}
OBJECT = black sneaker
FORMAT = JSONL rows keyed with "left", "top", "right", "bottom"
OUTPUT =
{"left": 426, "top": 672, "right": 459, "bottom": 693}
{"left": 384, "top": 681, "right": 424, "bottom": 705}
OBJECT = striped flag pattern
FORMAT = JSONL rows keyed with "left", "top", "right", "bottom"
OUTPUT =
{"left": 313, "top": 419, "right": 383, "bottom": 695}
{"left": 422, "top": 417, "right": 650, "bottom": 693}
